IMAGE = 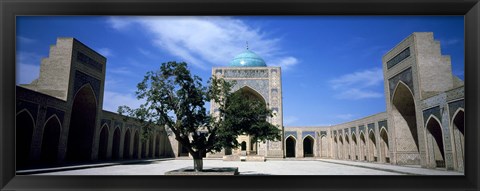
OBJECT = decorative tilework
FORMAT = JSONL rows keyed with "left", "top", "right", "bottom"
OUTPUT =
{"left": 378, "top": 120, "right": 388, "bottom": 131}
{"left": 74, "top": 70, "right": 101, "bottom": 102}
{"left": 76, "top": 51, "right": 103, "bottom": 72}
{"left": 285, "top": 131, "right": 297, "bottom": 139}
{"left": 16, "top": 100, "right": 39, "bottom": 122}
{"left": 45, "top": 107, "right": 65, "bottom": 124}
{"left": 423, "top": 106, "right": 441, "bottom": 125}
{"left": 448, "top": 99, "right": 464, "bottom": 119}
{"left": 302, "top": 131, "right": 316, "bottom": 139}
{"left": 389, "top": 67, "right": 414, "bottom": 98}
{"left": 387, "top": 47, "right": 410, "bottom": 69}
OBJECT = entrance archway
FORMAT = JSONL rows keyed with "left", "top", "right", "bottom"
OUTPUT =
{"left": 16, "top": 110, "right": 35, "bottom": 168}
{"left": 392, "top": 82, "right": 419, "bottom": 164}
{"left": 67, "top": 85, "right": 97, "bottom": 161}
{"left": 285, "top": 136, "right": 296, "bottom": 157}
{"left": 241, "top": 141, "right": 247, "bottom": 151}
{"left": 40, "top": 116, "right": 61, "bottom": 164}
{"left": 352, "top": 133, "right": 358, "bottom": 160}
{"left": 360, "top": 132, "right": 367, "bottom": 161}
{"left": 368, "top": 130, "right": 377, "bottom": 162}
{"left": 303, "top": 136, "right": 314, "bottom": 157}
{"left": 380, "top": 128, "right": 390, "bottom": 163}
{"left": 98, "top": 125, "right": 109, "bottom": 160}
{"left": 112, "top": 127, "right": 121, "bottom": 160}
{"left": 452, "top": 109, "right": 464, "bottom": 171}
{"left": 426, "top": 117, "right": 445, "bottom": 168}
{"left": 123, "top": 129, "right": 131, "bottom": 159}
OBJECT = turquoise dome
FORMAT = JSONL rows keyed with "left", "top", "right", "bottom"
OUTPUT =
{"left": 229, "top": 50, "right": 266, "bottom": 67}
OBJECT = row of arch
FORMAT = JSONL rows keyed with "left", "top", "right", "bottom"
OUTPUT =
{"left": 331, "top": 128, "right": 389, "bottom": 163}
{"left": 17, "top": 84, "right": 169, "bottom": 169}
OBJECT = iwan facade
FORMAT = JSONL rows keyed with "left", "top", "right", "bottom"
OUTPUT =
{"left": 16, "top": 32, "right": 464, "bottom": 172}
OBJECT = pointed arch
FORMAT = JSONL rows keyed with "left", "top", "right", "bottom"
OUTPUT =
{"left": 345, "top": 134, "right": 351, "bottom": 159}
{"left": 368, "top": 129, "right": 377, "bottom": 162}
{"left": 303, "top": 135, "right": 314, "bottom": 157}
{"left": 426, "top": 115, "right": 445, "bottom": 168}
{"left": 123, "top": 129, "right": 131, "bottom": 159}
{"left": 285, "top": 135, "right": 296, "bottom": 158}
{"left": 391, "top": 80, "right": 420, "bottom": 165}
{"left": 133, "top": 130, "right": 139, "bottom": 159}
{"left": 112, "top": 127, "right": 121, "bottom": 160}
{"left": 16, "top": 109, "right": 35, "bottom": 168}
{"left": 40, "top": 115, "right": 62, "bottom": 164}
{"left": 320, "top": 135, "right": 328, "bottom": 158}
{"left": 379, "top": 127, "right": 390, "bottom": 163}
{"left": 67, "top": 83, "right": 97, "bottom": 161}
{"left": 351, "top": 133, "right": 358, "bottom": 160}
{"left": 236, "top": 85, "right": 267, "bottom": 104}
{"left": 360, "top": 132, "right": 367, "bottom": 161}
{"left": 98, "top": 124, "right": 109, "bottom": 160}
{"left": 451, "top": 108, "right": 464, "bottom": 171}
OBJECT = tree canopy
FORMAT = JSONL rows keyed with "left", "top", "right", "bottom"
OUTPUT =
{"left": 118, "top": 61, "right": 280, "bottom": 171}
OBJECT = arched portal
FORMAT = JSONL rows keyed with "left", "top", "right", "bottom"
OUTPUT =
{"left": 368, "top": 130, "right": 377, "bottom": 162}
{"left": 426, "top": 117, "right": 445, "bottom": 168}
{"left": 391, "top": 82, "right": 419, "bottom": 164}
{"left": 333, "top": 137, "right": 338, "bottom": 159}
{"left": 112, "top": 128, "right": 121, "bottom": 160}
{"left": 321, "top": 136, "right": 328, "bottom": 158}
{"left": 16, "top": 110, "right": 35, "bottom": 168}
{"left": 380, "top": 128, "right": 390, "bottom": 163}
{"left": 98, "top": 125, "right": 109, "bottom": 160}
{"left": 338, "top": 136, "right": 344, "bottom": 159}
{"left": 352, "top": 133, "right": 358, "bottom": 160}
{"left": 155, "top": 134, "right": 161, "bottom": 157}
{"left": 123, "top": 129, "right": 131, "bottom": 159}
{"left": 67, "top": 85, "right": 97, "bottom": 161}
{"left": 452, "top": 109, "right": 465, "bottom": 171}
{"left": 40, "top": 116, "right": 61, "bottom": 164}
{"left": 133, "top": 131, "right": 139, "bottom": 159}
{"left": 303, "top": 136, "right": 314, "bottom": 157}
{"left": 241, "top": 141, "right": 247, "bottom": 151}
{"left": 345, "top": 135, "right": 350, "bottom": 160}
{"left": 285, "top": 136, "right": 296, "bottom": 158}
{"left": 360, "top": 132, "right": 367, "bottom": 161}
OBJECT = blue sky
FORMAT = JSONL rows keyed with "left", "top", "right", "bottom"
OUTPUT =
{"left": 16, "top": 16, "right": 464, "bottom": 127}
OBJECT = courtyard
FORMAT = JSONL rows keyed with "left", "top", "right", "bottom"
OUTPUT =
{"left": 25, "top": 158, "right": 462, "bottom": 176}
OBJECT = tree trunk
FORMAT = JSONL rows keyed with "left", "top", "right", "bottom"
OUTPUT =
{"left": 193, "top": 157, "right": 203, "bottom": 172}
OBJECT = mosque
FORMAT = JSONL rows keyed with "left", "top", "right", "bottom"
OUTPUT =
{"left": 16, "top": 32, "right": 464, "bottom": 172}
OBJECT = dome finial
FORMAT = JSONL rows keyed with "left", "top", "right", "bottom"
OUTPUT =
{"left": 246, "top": 41, "right": 249, "bottom": 50}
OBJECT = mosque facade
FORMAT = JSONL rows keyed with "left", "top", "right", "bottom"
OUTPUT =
{"left": 16, "top": 32, "right": 464, "bottom": 172}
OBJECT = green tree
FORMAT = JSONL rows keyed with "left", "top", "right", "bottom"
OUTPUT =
{"left": 119, "top": 61, "right": 280, "bottom": 172}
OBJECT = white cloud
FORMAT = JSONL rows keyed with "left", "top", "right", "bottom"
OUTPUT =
{"left": 16, "top": 51, "right": 42, "bottom": 84}
{"left": 17, "top": 36, "right": 36, "bottom": 44}
{"left": 102, "top": 90, "right": 144, "bottom": 113}
{"left": 283, "top": 116, "right": 299, "bottom": 126}
{"left": 107, "top": 16, "right": 297, "bottom": 70}
{"left": 329, "top": 67, "right": 384, "bottom": 100}
{"left": 97, "top": 48, "right": 114, "bottom": 57}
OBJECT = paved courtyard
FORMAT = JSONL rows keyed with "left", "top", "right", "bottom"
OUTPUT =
{"left": 28, "top": 158, "right": 462, "bottom": 176}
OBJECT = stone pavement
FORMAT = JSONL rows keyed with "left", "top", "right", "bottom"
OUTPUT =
{"left": 27, "top": 158, "right": 463, "bottom": 176}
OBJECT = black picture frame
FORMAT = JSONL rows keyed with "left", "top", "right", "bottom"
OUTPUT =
{"left": 1, "top": 0, "right": 479, "bottom": 190}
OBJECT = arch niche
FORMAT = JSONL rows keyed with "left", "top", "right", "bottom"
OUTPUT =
{"left": 426, "top": 116, "right": 446, "bottom": 168}
{"left": 155, "top": 133, "right": 161, "bottom": 157}
{"left": 391, "top": 81, "right": 420, "bottom": 164}
{"left": 303, "top": 136, "right": 314, "bottom": 157}
{"left": 133, "top": 131, "right": 139, "bottom": 159}
{"left": 360, "top": 132, "right": 367, "bottom": 161}
{"left": 112, "top": 127, "right": 121, "bottom": 160}
{"left": 345, "top": 135, "right": 350, "bottom": 159}
{"left": 98, "top": 125, "right": 109, "bottom": 160}
{"left": 351, "top": 133, "right": 358, "bottom": 160}
{"left": 16, "top": 110, "right": 35, "bottom": 168}
{"left": 40, "top": 116, "right": 62, "bottom": 164}
{"left": 338, "top": 136, "right": 344, "bottom": 159}
{"left": 285, "top": 136, "right": 296, "bottom": 158}
{"left": 368, "top": 130, "right": 377, "bottom": 162}
{"left": 452, "top": 109, "right": 464, "bottom": 171}
{"left": 380, "top": 128, "right": 390, "bottom": 163}
{"left": 123, "top": 129, "right": 131, "bottom": 159}
{"left": 67, "top": 84, "right": 97, "bottom": 161}
{"left": 320, "top": 135, "right": 328, "bottom": 158}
